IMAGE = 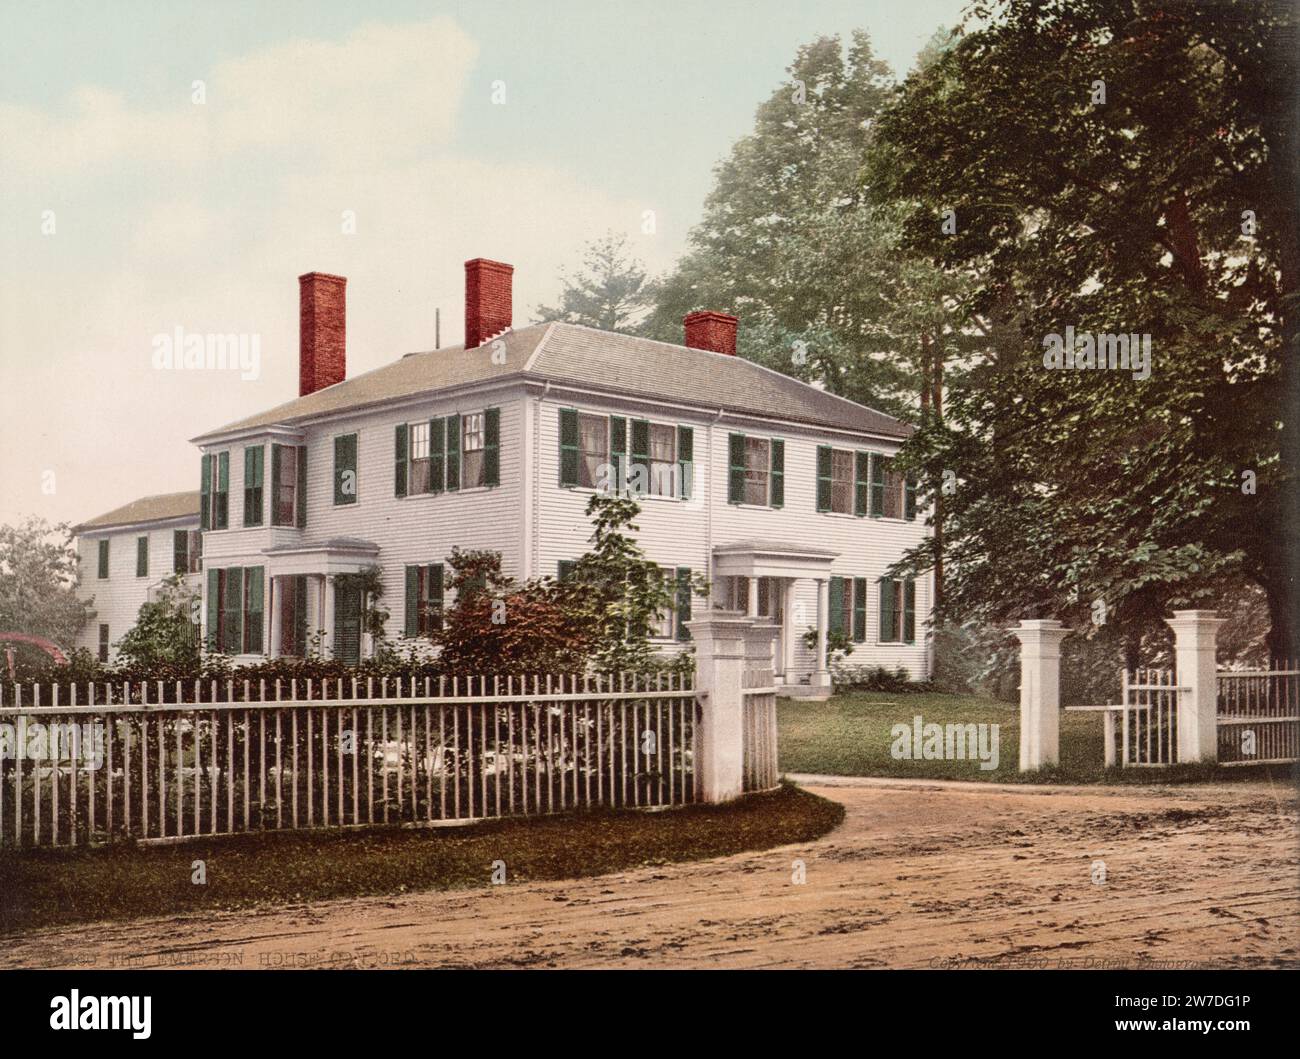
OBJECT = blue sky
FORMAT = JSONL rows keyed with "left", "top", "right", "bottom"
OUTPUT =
{"left": 0, "top": 0, "right": 971, "bottom": 528}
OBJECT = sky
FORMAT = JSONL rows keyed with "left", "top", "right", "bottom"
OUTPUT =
{"left": 0, "top": 0, "right": 972, "bottom": 529}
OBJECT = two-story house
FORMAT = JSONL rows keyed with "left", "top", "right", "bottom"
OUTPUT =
{"left": 186, "top": 258, "right": 932, "bottom": 695}
{"left": 72, "top": 492, "right": 202, "bottom": 662}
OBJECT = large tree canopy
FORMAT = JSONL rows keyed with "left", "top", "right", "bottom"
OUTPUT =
{"left": 871, "top": 0, "right": 1299, "bottom": 659}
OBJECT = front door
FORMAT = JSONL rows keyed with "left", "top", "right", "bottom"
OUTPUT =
{"left": 758, "top": 578, "right": 786, "bottom": 677}
{"left": 333, "top": 576, "right": 363, "bottom": 665}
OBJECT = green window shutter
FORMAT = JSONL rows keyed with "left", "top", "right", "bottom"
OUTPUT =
{"left": 484, "top": 407, "right": 500, "bottom": 487}
{"left": 675, "top": 567, "right": 692, "bottom": 641}
{"left": 879, "top": 578, "right": 897, "bottom": 642}
{"left": 852, "top": 578, "right": 867, "bottom": 642}
{"left": 816, "top": 446, "right": 833, "bottom": 512}
{"left": 216, "top": 451, "right": 230, "bottom": 529}
{"left": 295, "top": 446, "right": 307, "bottom": 528}
{"left": 136, "top": 536, "right": 148, "bottom": 577}
{"left": 394, "top": 423, "right": 408, "bottom": 497}
{"left": 404, "top": 565, "right": 419, "bottom": 637}
{"left": 630, "top": 419, "right": 649, "bottom": 496}
{"left": 200, "top": 454, "right": 211, "bottom": 530}
{"left": 854, "top": 452, "right": 870, "bottom": 517}
{"left": 173, "top": 530, "right": 186, "bottom": 574}
{"left": 445, "top": 415, "right": 461, "bottom": 491}
{"left": 227, "top": 567, "right": 244, "bottom": 653}
{"left": 903, "top": 579, "right": 916, "bottom": 643}
{"left": 97, "top": 539, "right": 109, "bottom": 579}
{"left": 245, "top": 566, "right": 264, "bottom": 654}
{"left": 728, "top": 433, "right": 746, "bottom": 504}
{"left": 770, "top": 439, "right": 785, "bottom": 508}
{"left": 870, "top": 454, "right": 886, "bottom": 517}
{"left": 905, "top": 477, "right": 917, "bottom": 521}
{"left": 559, "top": 408, "right": 580, "bottom": 487}
{"left": 430, "top": 418, "right": 446, "bottom": 493}
{"left": 429, "top": 563, "right": 445, "bottom": 632}
{"left": 206, "top": 568, "right": 220, "bottom": 650}
{"left": 244, "top": 446, "right": 263, "bottom": 526}
{"left": 609, "top": 416, "right": 627, "bottom": 492}
{"left": 677, "top": 426, "right": 693, "bottom": 500}
{"left": 334, "top": 434, "right": 357, "bottom": 505}
{"left": 828, "top": 576, "right": 846, "bottom": 636}
{"left": 270, "top": 445, "right": 283, "bottom": 525}
{"left": 557, "top": 560, "right": 576, "bottom": 581}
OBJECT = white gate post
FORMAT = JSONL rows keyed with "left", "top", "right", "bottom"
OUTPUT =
{"left": 1165, "top": 609, "right": 1224, "bottom": 763}
{"left": 687, "top": 611, "right": 753, "bottom": 803}
{"left": 1012, "top": 619, "right": 1068, "bottom": 771}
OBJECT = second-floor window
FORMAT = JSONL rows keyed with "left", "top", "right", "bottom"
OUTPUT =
{"left": 244, "top": 445, "right": 264, "bottom": 526}
{"left": 727, "top": 433, "right": 784, "bottom": 507}
{"left": 173, "top": 530, "right": 201, "bottom": 574}
{"left": 395, "top": 410, "right": 499, "bottom": 497}
{"left": 97, "top": 539, "right": 109, "bottom": 579}
{"left": 271, "top": 444, "right": 305, "bottom": 527}
{"left": 818, "top": 448, "right": 917, "bottom": 520}
{"left": 334, "top": 433, "right": 358, "bottom": 505}
{"left": 136, "top": 536, "right": 148, "bottom": 577}
{"left": 200, "top": 451, "right": 229, "bottom": 530}
{"left": 560, "top": 409, "right": 693, "bottom": 499}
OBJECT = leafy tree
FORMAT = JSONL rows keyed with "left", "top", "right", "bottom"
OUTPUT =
{"left": 0, "top": 517, "right": 93, "bottom": 652}
{"left": 114, "top": 574, "right": 201, "bottom": 669}
{"left": 871, "top": 0, "right": 1300, "bottom": 661}
{"left": 534, "top": 231, "right": 656, "bottom": 331}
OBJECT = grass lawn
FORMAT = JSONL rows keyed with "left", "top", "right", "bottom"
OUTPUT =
{"left": 778, "top": 691, "right": 1300, "bottom": 786}
{"left": 0, "top": 783, "right": 842, "bottom": 935}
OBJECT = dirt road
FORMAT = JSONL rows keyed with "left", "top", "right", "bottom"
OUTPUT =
{"left": 5, "top": 777, "right": 1297, "bottom": 969}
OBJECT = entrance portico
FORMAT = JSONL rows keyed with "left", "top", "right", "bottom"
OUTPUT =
{"left": 263, "top": 537, "right": 379, "bottom": 662}
{"left": 711, "top": 539, "right": 838, "bottom": 698}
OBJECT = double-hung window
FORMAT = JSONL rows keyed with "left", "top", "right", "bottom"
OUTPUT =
{"left": 462, "top": 413, "right": 486, "bottom": 488}
{"left": 878, "top": 577, "right": 917, "bottom": 644}
{"left": 726, "top": 432, "right": 784, "bottom": 507}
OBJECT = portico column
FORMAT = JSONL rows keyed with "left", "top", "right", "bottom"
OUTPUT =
{"left": 782, "top": 578, "right": 797, "bottom": 678}
{"left": 747, "top": 576, "right": 760, "bottom": 617}
{"left": 268, "top": 575, "right": 283, "bottom": 657}
{"left": 321, "top": 574, "right": 336, "bottom": 659}
{"left": 812, "top": 578, "right": 831, "bottom": 689}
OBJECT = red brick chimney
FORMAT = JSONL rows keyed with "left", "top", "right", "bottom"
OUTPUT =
{"left": 465, "top": 258, "right": 513, "bottom": 349}
{"left": 683, "top": 310, "right": 738, "bottom": 356}
{"left": 299, "top": 272, "right": 347, "bottom": 396}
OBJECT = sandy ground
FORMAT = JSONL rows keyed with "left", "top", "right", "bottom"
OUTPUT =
{"left": 5, "top": 777, "right": 1297, "bottom": 970}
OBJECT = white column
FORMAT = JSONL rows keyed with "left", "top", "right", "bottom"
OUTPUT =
{"left": 1166, "top": 609, "right": 1224, "bottom": 763}
{"left": 321, "top": 574, "right": 336, "bottom": 659}
{"left": 268, "top": 576, "right": 283, "bottom": 657}
{"left": 686, "top": 612, "right": 753, "bottom": 803}
{"left": 1012, "top": 618, "right": 1068, "bottom": 771}
{"left": 782, "top": 578, "right": 797, "bottom": 679}
{"left": 747, "top": 576, "right": 760, "bottom": 618}
{"left": 812, "top": 578, "right": 831, "bottom": 689}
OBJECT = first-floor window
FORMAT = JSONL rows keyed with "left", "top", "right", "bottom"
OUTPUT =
{"left": 879, "top": 577, "right": 916, "bottom": 644}
{"left": 405, "top": 563, "right": 444, "bottom": 638}
{"left": 278, "top": 574, "right": 309, "bottom": 657}
{"left": 98, "top": 624, "right": 109, "bottom": 663}
{"left": 208, "top": 567, "right": 265, "bottom": 655}
{"left": 174, "top": 529, "right": 202, "bottom": 574}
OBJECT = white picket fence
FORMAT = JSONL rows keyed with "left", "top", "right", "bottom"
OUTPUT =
{"left": 1217, "top": 666, "right": 1300, "bottom": 765}
{"left": 741, "top": 666, "right": 779, "bottom": 792}
{"left": 0, "top": 672, "right": 701, "bottom": 849}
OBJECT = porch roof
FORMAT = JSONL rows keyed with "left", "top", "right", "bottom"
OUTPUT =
{"left": 262, "top": 537, "right": 380, "bottom": 577}
{"left": 712, "top": 539, "right": 838, "bottom": 579}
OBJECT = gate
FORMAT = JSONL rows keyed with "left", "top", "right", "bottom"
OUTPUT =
{"left": 1217, "top": 666, "right": 1300, "bottom": 765}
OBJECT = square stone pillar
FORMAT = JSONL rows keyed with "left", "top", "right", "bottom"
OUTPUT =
{"left": 685, "top": 611, "right": 754, "bottom": 803}
{"left": 1012, "top": 619, "right": 1069, "bottom": 771}
{"left": 1165, "top": 609, "right": 1224, "bottom": 763}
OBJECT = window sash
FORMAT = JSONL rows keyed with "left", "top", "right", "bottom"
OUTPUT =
{"left": 830, "top": 449, "right": 854, "bottom": 514}
{"left": 273, "top": 446, "right": 298, "bottom": 525}
{"left": 578, "top": 413, "right": 607, "bottom": 490}
{"left": 647, "top": 423, "right": 676, "bottom": 497}
{"left": 743, "top": 437, "right": 770, "bottom": 506}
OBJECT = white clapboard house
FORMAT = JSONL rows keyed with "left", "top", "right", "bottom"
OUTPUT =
{"left": 73, "top": 492, "right": 202, "bottom": 663}
{"left": 80, "top": 259, "right": 932, "bottom": 692}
